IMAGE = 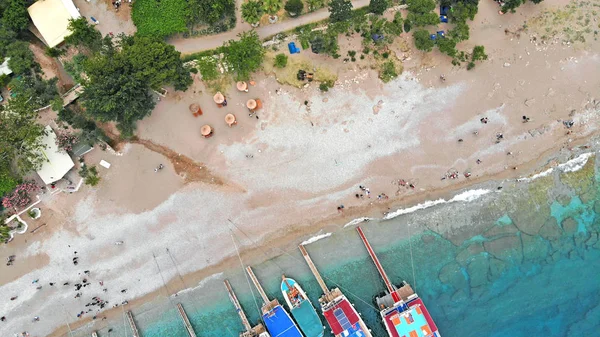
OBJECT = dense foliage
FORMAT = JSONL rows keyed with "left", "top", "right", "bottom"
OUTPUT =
{"left": 132, "top": 0, "right": 189, "bottom": 38}
{"left": 329, "top": 0, "right": 353, "bottom": 23}
{"left": 221, "top": 31, "right": 265, "bottom": 81}
{"left": 406, "top": 0, "right": 438, "bottom": 27}
{"left": 6, "top": 41, "right": 36, "bottom": 75}
{"left": 65, "top": 18, "right": 103, "bottom": 51}
{"left": 285, "top": 0, "right": 304, "bottom": 16}
{"left": 413, "top": 29, "right": 434, "bottom": 51}
{"left": 274, "top": 53, "right": 288, "bottom": 68}
{"left": 369, "top": 0, "right": 389, "bottom": 15}
{"left": 80, "top": 35, "right": 191, "bottom": 136}
{"left": 263, "top": 0, "right": 283, "bottom": 16}
{"left": 242, "top": 0, "right": 263, "bottom": 25}
{"left": 0, "top": 95, "right": 47, "bottom": 174}
{"left": 379, "top": 60, "right": 397, "bottom": 82}
{"left": 307, "top": 0, "right": 326, "bottom": 11}
{"left": 1, "top": 0, "right": 29, "bottom": 32}
{"left": 8, "top": 75, "right": 60, "bottom": 109}
{"left": 0, "top": 164, "right": 18, "bottom": 197}
{"left": 196, "top": 57, "right": 220, "bottom": 80}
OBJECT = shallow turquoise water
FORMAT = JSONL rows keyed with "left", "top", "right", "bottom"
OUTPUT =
{"left": 80, "top": 155, "right": 600, "bottom": 337}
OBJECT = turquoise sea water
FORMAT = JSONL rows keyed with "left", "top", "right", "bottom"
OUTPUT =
{"left": 74, "top": 154, "right": 600, "bottom": 337}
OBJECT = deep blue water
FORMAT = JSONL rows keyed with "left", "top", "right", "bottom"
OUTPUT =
{"left": 75, "top": 154, "right": 600, "bottom": 337}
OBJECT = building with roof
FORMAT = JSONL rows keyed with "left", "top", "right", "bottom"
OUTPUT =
{"left": 27, "top": 0, "right": 81, "bottom": 48}
{"left": 36, "top": 125, "right": 75, "bottom": 185}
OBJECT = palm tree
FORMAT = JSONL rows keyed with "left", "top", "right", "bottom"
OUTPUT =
{"left": 263, "top": 0, "right": 283, "bottom": 21}
{"left": 242, "top": 0, "right": 264, "bottom": 26}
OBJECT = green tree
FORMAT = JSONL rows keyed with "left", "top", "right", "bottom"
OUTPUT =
{"left": 221, "top": 31, "right": 265, "bottom": 81}
{"left": 0, "top": 94, "right": 47, "bottom": 174}
{"left": 8, "top": 75, "right": 60, "bottom": 109}
{"left": 437, "top": 37, "right": 457, "bottom": 57}
{"left": 449, "top": 21, "right": 470, "bottom": 41}
{"left": 471, "top": 45, "right": 487, "bottom": 61}
{"left": 328, "top": 0, "right": 353, "bottom": 23}
{"left": 1, "top": 0, "right": 29, "bottom": 32}
{"left": 413, "top": 29, "right": 434, "bottom": 51}
{"left": 120, "top": 35, "right": 192, "bottom": 91}
{"left": 449, "top": 2, "right": 478, "bottom": 23}
{"left": 379, "top": 60, "right": 398, "bottom": 82}
{"left": 530, "top": 0, "right": 544, "bottom": 3}
{"left": 274, "top": 53, "right": 287, "bottom": 67}
{"left": 406, "top": 0, "right": 438, "bottom": 26}
{"left": 0, "top": 163, "right": 19, "bottom": 197}
{"left": 369, "top": 0, "right": 389, "bottom": 15}
{"left": 263, "top": 0, "right": 283, "bottom": 16}
{"left": 501, "top": 0, "right": 523, "bottom": 13}
{"left": 284, "top": 0, "right": 303, "bottom": 16}
{"left": 80, "top": 38, "right": 155, "bottom": 137}
{"left": 6, "top": 41, "right": 36, "bottom": 75}
{"left": 0, "top": 25, "right": 17, "bottom": 58}
{"left": 242, "top": 0, "right": 263, "bottom": 25}
{"left": 196, "top": 57, "right": 219, "bottom": 81}
{"left": 306, "top": 0, "right": 326, "bottom": 11}
{"left": 64, "top": 18, "right": 103, "bottom": 51}
{"left": 384, "top": 12, "right": 404, "bottom": 36}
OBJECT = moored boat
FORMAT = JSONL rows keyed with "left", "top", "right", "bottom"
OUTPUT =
{"left": 281, "top": 275, "right": 324, "bottom": 337}
{"left": 246, "top": 266, "right": 304, "bottom": 337}
{"left": 224, "top": 279, "right": 271, "bottom": 337}
{"left": 356, "top": 226, "right": 441, "bottom": 337}
{"left": 299, "top": 245, "right": 372, "bottom": 337}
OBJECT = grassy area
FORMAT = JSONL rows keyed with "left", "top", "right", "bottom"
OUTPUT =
{"left": 262, "top": 52, "right": 337, "bottom": 88}
{"left": 132, "top": 0, "right": 188, "bottom": 38}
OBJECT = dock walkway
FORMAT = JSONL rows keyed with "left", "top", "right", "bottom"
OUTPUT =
{"left": 177, "top": 303, "right": 197, "bottom": 337}
{"left": 126, "top": 311, "right": 140, "bottom": 337}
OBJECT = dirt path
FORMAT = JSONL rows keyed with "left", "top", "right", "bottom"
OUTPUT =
{"left": 169, "top": 0, "right": 370, "bottom": 55}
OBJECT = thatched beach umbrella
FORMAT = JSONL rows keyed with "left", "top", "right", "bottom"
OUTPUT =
{"left": 189, "top": 103, "right": 202, "bottom": 117}
{"left": 201, "top": 125, "right": 213, "bottom": 137}
{"left": 225, "top": 114, "right": 237, "bottom": 127}
{"left": 236, "top": 81, "right": 248, "bottom": 92}
{"left": 246, "top": 99, "right": 257, "bottom": 110}
{"left": 213, "top": 92, "right": 225, "bottom": 104}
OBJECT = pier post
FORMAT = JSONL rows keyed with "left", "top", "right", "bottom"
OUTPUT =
{"left": 126, "top": 311, "right": 140, "bottom": 337}
{"left": 176, "top": 303, "right": 197, "bottom": 337}
{"left": 91, "top": 332, "right": 98, "bottom": 337}
{"left": 245, "top": 266, "right": 270, "bottom": 305}
{"left": 298, "top": 245, "right": 331, "bottom": 297}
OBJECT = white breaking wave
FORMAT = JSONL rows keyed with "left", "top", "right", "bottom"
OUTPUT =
{"left": 301, "top": 233, "right": 332, "bottom": 245}
{"left": 343, "top": 217, "right": 374, "bottom": 228}
{"left": 517, "top": 152, "right": 594, "bottom": 182}
{"left": 172, "top": 272, "right": 224, "bottom": 297}
{"left": 383, "top": 189, "right": 492, "bottom": 220}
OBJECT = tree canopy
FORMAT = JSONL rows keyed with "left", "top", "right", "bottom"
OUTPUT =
{"left": 1, "top": 0, "right": 29, "bottom": 32}
{"left": 369, "top": 0, "right": 389, "bottom": 15}
{"left": 263, "top": 0, "right": 283, "bottom": 16}
{"left": 80, "top": 35, "right": 192, "bottom": 137}
{"left": 65, "top": 18, "right": 103, "bottom": 51}
{"left": 413, "top": 29, "right": 434, "bottom": 51}
{"left": 6, "top": 41, "right": 36, "bottom": 75}
{"left": 285, "top": 0, "right": 304, "bottom": 16}
{"left": 221, "top": 31, "right": 265, "bottom": 81}
{"left": 242, "top": 0, "right": 264, "bottom": 24}
{"left": 328, "top": 0, "right": 353, "bottom": 23}
{"left": 0, "top": 94, "right": 47, "bottom": 174}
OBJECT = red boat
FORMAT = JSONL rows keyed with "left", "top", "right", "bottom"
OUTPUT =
{"left": 356, "top": 227, "right": 441, "bottom": 337}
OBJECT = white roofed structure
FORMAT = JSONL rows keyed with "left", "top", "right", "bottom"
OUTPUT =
{"left": 27, "top": 0, "right": 81, "bottom": 48}
{"left": 0, "top": 58, "right": 12, "bottom": 76}
{"left": 36, "top": 125, "right": 75, "bottom": 185}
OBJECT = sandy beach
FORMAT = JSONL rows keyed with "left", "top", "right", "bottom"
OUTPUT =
{"left": 2, "top": 0, "right": 600, "bottom": 335}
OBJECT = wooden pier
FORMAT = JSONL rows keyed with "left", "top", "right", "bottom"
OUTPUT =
{"left": 224, "top": 279, "right": 268, "bottom": 337}
{"left": 126, "top": 311, "right": 140, "bottom": 337}
{"left": 176, "top": 303, "right": 197, "bottom": 337}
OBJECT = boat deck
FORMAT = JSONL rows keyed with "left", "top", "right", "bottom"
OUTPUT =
{"left": 322, "top": 294, "right": 368, "bottom": 337}
{"left": 382, "top": 297, "right": 440, "bottom": 337}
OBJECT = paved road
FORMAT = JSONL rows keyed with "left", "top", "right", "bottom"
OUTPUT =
{"left": 169, "top": 0, "right": 370, "bottom": 55}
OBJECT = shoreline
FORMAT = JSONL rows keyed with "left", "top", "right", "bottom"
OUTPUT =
{"left": 47, "top": 131, "right": 598, "bottom": 337}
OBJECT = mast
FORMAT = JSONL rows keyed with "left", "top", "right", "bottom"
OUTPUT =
{"left": 246, "top": 266, "right": 270, "bottom": 304}
{"left": 224, "top": 279, "right": 253, "bottom": 333}
{"left": 298, "top": 244, "right": 330, "bottom": 297}
{"left": 356, "top": 226, "right": 400, "bottom": 303}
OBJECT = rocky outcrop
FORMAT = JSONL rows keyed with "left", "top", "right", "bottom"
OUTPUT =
{"left": 521, "top": 233, "right": 550, "bottom": 262}
{"left": 538, "top": 217, "right": 563, "bottom": 241}
{"left": 483, "top": 235, "right": 523, "bottom": 263}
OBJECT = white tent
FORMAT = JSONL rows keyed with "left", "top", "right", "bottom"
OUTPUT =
{"left": 0, "top": 58, "right": 12, "bottom": 76}
{"left": 36, "top": 126, "right": 75, "bottom": 185}
{"left": 27, "top": 0, "right": 81, "bottom": 48}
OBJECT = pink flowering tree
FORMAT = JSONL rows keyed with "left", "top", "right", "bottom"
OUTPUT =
{"left": 1, "top": 182, "right": 39, "bottom": 210}
{"left": 55, "top": 130, "right": 79, "bottom": 153}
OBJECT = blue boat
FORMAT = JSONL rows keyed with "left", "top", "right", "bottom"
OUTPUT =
{"left": 247, "top": 266, "right": 304, "bottom": 337}
{"left": 281, "top": 276, "right": 324, "bottom": 337}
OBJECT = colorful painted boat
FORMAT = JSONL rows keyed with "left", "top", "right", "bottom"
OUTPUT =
{"left": 281, "top": 276, "right": 324, "bottom": 337}
{"left": 246, "top": 266, "right": 304, "bottom": 337}
{"left": 356, "top": 226, "right": 441, "bottom": 337}
{"left": 299, "top": 245, "right": 372, "bottom": 337}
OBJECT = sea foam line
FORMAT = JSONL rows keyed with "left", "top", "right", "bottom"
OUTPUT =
{"left": 382, "top": 189, "right": 492, "bottom": 220}
{"left": 517, "top": 152, "right": 594, "bottom": 182}
{"left": 301, "top": 233, "right": 332, "bottom": 245}
{"left": 172, "top": 272, "right": 224, "bottom": 297}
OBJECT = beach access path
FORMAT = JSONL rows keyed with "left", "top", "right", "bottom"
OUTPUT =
{"left": 169, "top": 0, "right": 371, "bottom": 55}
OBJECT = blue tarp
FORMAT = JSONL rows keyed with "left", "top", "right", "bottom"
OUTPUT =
{"left": 437, "top": 30, "right": 445, "bottom": 38}
{"left": 440, "top": 6, "right": 450, "bottom": 15}
{"left": 372, "top": 34, "right": 384, "bottom": 42}
{"left": 288, "top": 42, "right": 300, "bottom": 54}
{"left": 440, "top": 15, "right": 448, "bottom": 23}
{"left": 430, "top": 34, "right": 437, "bottom": 41}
